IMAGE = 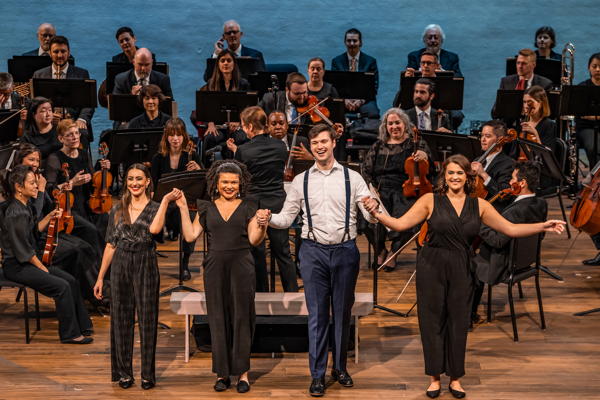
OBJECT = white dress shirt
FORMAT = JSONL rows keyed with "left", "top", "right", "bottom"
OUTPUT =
{"left": 270, "top": 160, "right": 378, "bottom": 245}
{"left": 514, "top": 193, "right": 535, "bottom": 202}
{"left": 212, "top": 44, "right": 243, "bottom": 58}
{"left": 346, "top": 51, "right": 361, "bottom": 71}
{"left": 285, "top": 95, "right": 295, "bottom": 123}
{"left": 51, "top": 63, "right": 69, "bottom": 79}
{"left": 482, "top": 151, "right": 501, "bottom": 186}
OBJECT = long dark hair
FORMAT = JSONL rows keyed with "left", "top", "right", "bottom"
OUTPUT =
{"left": 206, "top": 160, "right": 251, "bottom": 201}
{"left": 158, "top": 117, "right": 191, "bottom": 156}
{"left": 24, "top": 96, "right": 53, "bottom": 134}
{"left": 434, "top": 154, "right": 475, "bottom": 194}
{"left": 14, "top": 143, "right": 42, "bottom": 169}
{"left": 0, "top": 165, "right": 34, "bottom": 199}
{"left": 207, "top": 49, "right": 241, "bottom": 91}
{"left": 115, "top": 163, "right": 153, "bottom": 224}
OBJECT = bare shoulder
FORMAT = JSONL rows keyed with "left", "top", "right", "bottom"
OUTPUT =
{"left": 476, "top": 197, "right": 493, "bottom": 215}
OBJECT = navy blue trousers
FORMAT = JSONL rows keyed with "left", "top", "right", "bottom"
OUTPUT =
{"left": 299, "top": 239, "right": 360, "bottom": 378}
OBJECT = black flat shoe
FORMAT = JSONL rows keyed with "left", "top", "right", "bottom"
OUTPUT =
{"left": 141, "top": 380, "right": 155, "bottom": 390}
{"left": 61, "top": 337, "right": 93, "bottom": 344}
{"left": 118, "top": 378, "right": 134, "bottom": 389}
{"left": 214, "top": 377, "right": 231, "bottom": 392}
{"left": 449, "top": 384, "right": 466, "bottom": 399}
{"left": 182, "top": 268, "right": 192, "bottom": 281}
{"left": 426, "top": 388, "right": 441, "bottom": 398}
{"left": 236, "top": 379, "right": 250, "bottom": 393}
{"left": 331, "top": 369, "right": 353, "bottom": 387}
{"left": 309, "top": 377, "right": 325, "bottom": 397}
{"left": 81, "top": 329, "right": 94, "bottom": 337}
{"left": 582, "top": 252, "right": 600, "bottom": 265}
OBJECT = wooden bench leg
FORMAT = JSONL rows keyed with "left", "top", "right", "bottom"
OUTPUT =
{"left": 354, "top": 315, "right": 359, "bottom": 364}
{"left": 185, "top": 314, "right": 190, "bottom": 363}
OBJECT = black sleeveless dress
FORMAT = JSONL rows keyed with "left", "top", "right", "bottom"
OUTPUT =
{"left": 416, "top": 193, "right": 480, "bottom": 378}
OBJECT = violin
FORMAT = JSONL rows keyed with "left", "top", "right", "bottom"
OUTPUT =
{"left": 472, "top": 128, "right": 517, "bottom": 198}
{"left": 570, "top": 162, "right": 600, "bottom": 235}
{"left": 88, "top": 143, "right": 113, "bottom": 214}
{"left": 42, "top": 200, "right": 60, "bottom": 267}
{"left": 402, "top": 127, "right": 432, "bottom": 198}
{"left": 296, "top": 95, "right": 331, "bottom": 124}
{"left": 53, "top": 163, "right": 75, "bottom": 234}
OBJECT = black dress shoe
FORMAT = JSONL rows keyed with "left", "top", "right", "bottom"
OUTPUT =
{"left": 449, "top": 384, "right": 466, "bottom": 399}
{"left": 236, "top": 380, "right": 250, "bottom": 393}
{"left": 141, "top": 380, "right": 155, "bottom": 390}
{"left": 383, "top": 265, "right": 396, "bottom": 272}
{"left": 426, "top": 388, "right": 441, "bottom": 398}
{"left": 81, "top": 329, "right": 94, "bottom": 337}
{"left": 331, "top": 369, "right": 353, "bottom": 387}
{"left": 61, "top": 337, "right": 93, "bottom": 344}
{"left": 309, "top": 377, "right": 325, "bottom": 397}
{"left": 582, "top": 252, "right": 600, "bottom": 265}
{"left": 214, "top": 377, "right": 231, "bottom": 392}
{"left": 118, "top": 378, "right": 134, "bottom": 389}
{"left": 182, "top": 268, "right": 192, "bottom": 281}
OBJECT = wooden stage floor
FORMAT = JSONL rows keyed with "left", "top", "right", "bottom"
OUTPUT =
{"left": 1, "top": 198, "right": 599, "bottom": 399}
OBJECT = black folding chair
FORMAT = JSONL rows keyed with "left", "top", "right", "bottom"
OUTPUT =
{"left": 0, "top": 268, "right": 41, "bottom": 343}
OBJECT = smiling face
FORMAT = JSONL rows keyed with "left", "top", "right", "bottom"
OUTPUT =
{"left": 143, "top": 95, "right": 159, "bottom": 113}
{"left": 386, "top": 113, "right": 406, "bottom": 141}
{"left": 445, "top": 162, "right": 467, "bottom": 192}
{"left": 50, "top": 43, "right": 70, "bottom": 68}
{"left": 310, "top": 130, "right": 335, "bottom": 164}
{"left": 117, "top": 32, "right": 136, "bottom": 54}
{"left": 17, "top": 171, "right": 39, "bottom": 199}
{"left": 21, "top": 151, "right": 41, "bottom": 172}
{"left": 126, "top": 168, "right": 150, "bottom": 198}
{"left": 217, "top": 172, "right": 240, "bottom": 200}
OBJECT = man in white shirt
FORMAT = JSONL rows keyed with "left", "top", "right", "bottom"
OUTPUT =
{"left": 257, "top": 124, "right": 379, "bottom": 396}
{"left": 22, "top": 23, "right": 56, "bottom": 56}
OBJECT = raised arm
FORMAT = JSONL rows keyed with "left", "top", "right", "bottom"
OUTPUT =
{"left": 149, "top": 189, "right": 181, "bottom": 234}
{"left": 364, "top": 192, "right": 433, "bottom": 232}
{"left": 176, "top": 194, "right": 203, "bottom": 242}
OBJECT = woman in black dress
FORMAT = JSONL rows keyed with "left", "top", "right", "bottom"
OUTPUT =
{"left": 150, "top": 117, "right": 202, "bottom": 279}
{"left": 0, "top": 165, "right": 93, "bottom": 344}
{"left": 21, "top": 96, "right": 62, "bottom": 161}
{"left": 127, "top": 84, "right": 171, "bottom": 129}
{"left": 362, "top": 108, "right": 430, "bottom": 271}
{"left": 307, "top": 57, "right": 339, "bottom": 99}
{"left": 363, "top": 154, "right": 565, "bottom": 398}
{"left": 177, "top": 160, "right": 267, "bottom": 393}
{"left": 533, "top": 26, "right": 561, "bottom": 60}
{"left": 93, "top": 163, "right": 179, "bottom": 390}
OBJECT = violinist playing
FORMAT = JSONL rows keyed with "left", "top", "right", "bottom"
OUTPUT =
{"left": 259, "top": 72, "right": 313, "bottom": 125}
{"left": 362, "top": 108, "right": 431, "bottom": 271}
{"left": 470, "top": 120, "right": 515, "bottom": 211}
{"left": 471, "top": 161, "right": 547, "bottom": 327}
{"left": 520, "top": 85, "right": 558, "bottom": 150}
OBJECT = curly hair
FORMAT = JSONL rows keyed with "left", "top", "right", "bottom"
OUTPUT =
{"left": 434, "top": 154, "right": 475, "bottom": 195}
{"left": 206, "top": 160, "right": 251, "bottom": 200}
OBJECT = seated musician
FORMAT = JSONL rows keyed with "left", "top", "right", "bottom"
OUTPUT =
{"left": 21, "top": 97, "right": 62, "bottom": 161}
{"left": 31, "top": 35, "right": 93, "bottom": 142}
{"left": 534, "top": 26, "right": 561, "bottom": 61}
{"left": 127, "top": 84, "right": 171, "bottom": 129}
{"left": 259, "top": 72, "right": 312, "bottom": 125}
{"left": 22, "top": 23, "right": 56, "bottom": 56}
{"left": 0, "top": 72, "right": 28, "bottom": 133}
{"left": 113, "top": 48, "right": 173, "bottom": 98}
{"left": 204, "top": 19, "right": 266, "bottom": 82}
{"left": 235, "top": 106, "right": 298, "bottom": 293}
{"left": 112, "top": 26, "right": 155, "bottom": 65}
{"left": 470, "top": 120, "right": 515, "bottom": 211}
{"left": 404, "top": 78, "right": 452, "bottom": 132}
{"left": 406, "top": 24, "right": 462, "bottom": 77}
{"left": 307, "top": 57, "right": 339, "bottom": 100}
{"left": 471, "top": 161, "right": 547, "bottom": 325}
{"left": 362, "top": 108, "right": 431, "bottom": 272}
{"left": 150, "top": 117, "right": 201, "bottom": 279}
{"left": 498, "top": 49, "right": 553, "bottom": 91}
{"left": 267, "top": 111, "right": 312, "bottom": 160}
{"left": 520, "top": 85, "right": 557, "bottom": 150}
{"left": 331, "top": 28, "right": 380, "bottom": 118}
{"left": 575, "top": 52, "right": 600, "bottom": 166}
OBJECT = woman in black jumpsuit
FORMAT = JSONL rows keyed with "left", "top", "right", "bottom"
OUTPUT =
{"left": 177, "top": 160, "right": 267, "bottom": 393}
{"left": 362, "top": 154, "right": 565, "bottom": 398}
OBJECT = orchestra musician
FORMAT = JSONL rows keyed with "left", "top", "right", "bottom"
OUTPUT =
{"left": 520, "top": 85, "right": 557, "bottom": 149}
{"left": 534, "top": 26, "right": 561, "bottom": 60}
{"left": 21, "top": 97, "right": 62, "bottom": 161}
{"left": 331, "top": 28, "right": 380, "bottom": 118}
{"left": 471, "top": 161, "right": 547, "bottom": 326}
{"left": 127, "top": 84, "right": 171, "bottom": 129}
{"left": 404, "top": 51, "right": 440, "bottom": 79}
{"left": 362, "top": 108, "right": 431, "bottom": 271}
{"left": 575, "top": 52, "right": 600, "bottom": 167}
{"left": 235, "top": 106, "right": 298, "bottom": 292}
{"left": 0, "top": 72, "right": 28, "bottom": 111}
{"left": 498, "top": 48, "right": 553, "bottom": 91}
{"left": 407, "top": 24, "right": 462, "bottom": 77}
{"left": 362, "top": 154, "right": 565, "bottom": 399}
{"left": 259, "top": 72, "right": 312, "bottom": 125}
{"left": 258, "top": 124, "right": 382, "bottom": 396}
{"left": 93, "top": 164, "right": 180, "bottom": 390}
{"left": 22, "top": 23, "right": 56, "bottom": 56}
{"left": 307, "top": 57, "right": 339, "bottom": 100}
{"left": 404, "top": 78, "right": 452, "bottom": 133}
{"left": 267, "top": 111, "right": 312, "bottom": 160}
{"left": 176, "top": 160, "right": 268, "bottom": 393}
{"left": 0, "top": 164, "right": 93, "bottom": 344}
{"left": 112, "top": 26, "right": 155, "bottom": 65}
{"left": 150, "top": 117, "right": 202, "bottom": 279}
{"left": 113, "top": 48, "right": 173, "bottom": 98}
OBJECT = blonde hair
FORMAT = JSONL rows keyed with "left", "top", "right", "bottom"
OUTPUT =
{"left": 56, "top": 119, "right": 77, "bottom": 136}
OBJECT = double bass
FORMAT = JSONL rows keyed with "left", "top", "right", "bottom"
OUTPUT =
{"left": 88, "top": 143, "right": 113, "bottom": 214}
{"left": 570, "top": 162, "right": 600, "bottom": 235}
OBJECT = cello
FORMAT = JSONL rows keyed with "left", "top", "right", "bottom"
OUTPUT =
{"left": 570, "top": 162, "right": 600, "bottom": 235}
{"left": 402, "top": 126, "right": 432, "bottom": 198}
{"left": 88, "top": 143, "right": 113, "bottom": 214}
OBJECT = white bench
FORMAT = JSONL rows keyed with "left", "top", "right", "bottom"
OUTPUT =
{"left": 170, "top": 292, "right": 373, "bottom": 363}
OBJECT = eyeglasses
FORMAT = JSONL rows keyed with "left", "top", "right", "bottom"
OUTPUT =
{"left": 224, "top": 30, "right": 240, "bottom": 36}
{"left": 40, "top": 33, "right": 54, "bottom": 38}
{"left": 420, "top": 61, "right": 436, "bottom": 66}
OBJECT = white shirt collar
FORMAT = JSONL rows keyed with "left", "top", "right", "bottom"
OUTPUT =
{"left": 514, "top": 193, "right": 535, "bottom": 202}
{"left": 347, "top": 51, "right": 361, "bottom": 63}
{"left": 310, "top": 159, "right": 342, "bottom": 176}
{"left": 484, "top": 151, "right": 500, "bottom": 170}
{"left": 51, "top": 62, "right": 69, "bottom": 77}
{"left": 38, "top": 47, "right": 47, "bottom": 56}
{"left": 134, "top": 71, "right": 149, "bottom": 84}
{"left": 418, "top": 105, "right": 431, "bottom": 116}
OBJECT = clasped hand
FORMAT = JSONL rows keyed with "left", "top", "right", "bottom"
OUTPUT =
{"left": 255, "top": 209, "right": 271, "bottom": 227}
{"left": 361, "top": 196, "right": 380, "bottom": 215}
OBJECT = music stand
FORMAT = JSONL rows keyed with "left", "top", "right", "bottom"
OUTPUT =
{"left": 205, "top": 57, "right": 263, "bottom": 81}
{"left": 323, "top": 71, "right": 376, "bottom": 100}
{"left": 323, "top": 98, "right": 346, "bottom": 125}
{"left": 506, "top": 57, "right": 561, "bottom": 86}
{"left": 560, "top": 85, "right": 600, "bottom": 166}
{"left": 107, "top": 94, "right": 173, "bottom": 121}
{"left": 105, "top": 62, "right": 169, "bottom": 93}
{"left": 31, "top": 78, "right": 97, "bottom": 109}
{"left": 397, "top": 76, "right": 464, "bottom": 110}
{"left": 7, "top": 55, "right": 72, "bottom": 82}
{"left": 420, "top": 131, "right": 482, "bottom": 162}
{"left": 0, "top": 142, "right": 19, "bottom": 169}
{"left": 195, "top": 91, "right": 258, "bottom": 125}
{"left": 105, "top": 128, "right": 164, "bottom": 168}
{"left": 154, "top": 170, "right": 207, "bottom": 296}
{"left": 248, "top": 71, "right": 288, "bottom": 97}
{"left": 0, "top": 110, "right": 21, "bottom": 144}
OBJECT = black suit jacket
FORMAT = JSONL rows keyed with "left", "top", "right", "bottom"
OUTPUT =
{"left": 406, "top": 107, "right": 451, "bottom": 131}
{"left": 499, "top": 74, "right": 553, "bottom": 90}
{"left": 285, "top": 133, "right": 310, "bottom": 151}
{"left": 235, "top": 133, "right": 287, "bottom": 211}
{"left": 32, "top": 65, "right": 94, "bottom": 124}
{"left": 475, "top": 196, "right": 547, "bottom": 285}
{"left": 406, "top": 48, "right": 462, "bottom": 77}
{"left": 22, "top": 48, "right": 43, "bottom": 56}
{"left": 258, "top": 91, "right": 312, "bottom": 125}
{"left": 482, "top": 152, "right": 515, "bottom": 207}
{"left": 113, "top": 69, "right": 173, "bottom": 98}
{"left": 331, "top": 51, "right": 379, "bottom": 92}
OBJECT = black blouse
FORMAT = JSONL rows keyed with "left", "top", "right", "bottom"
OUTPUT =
{"left": 535, "top": 117, "right": 558, "bottom": 150}
{"left": 575, "top": 79, "right": 600, "bottom": 130}
{"left": 308, "top": 82, "right": 339, "bottom": 100}
{"left": 45, "top": 150, "right": 93, "bottom": 217}
{"left": 150, "top": 151, "right": 202, "bottom": 188}
{"left": 128, "top": 111, "right": 171, "bottom": 129}
{"left": 106, "top": 201, "right": 160, "bottom": 248}
{"left": 21, "top": 125, "right": 61, "bottom": 160}
{"left": 0, "top": 200, "right": 38, "bottom": 263}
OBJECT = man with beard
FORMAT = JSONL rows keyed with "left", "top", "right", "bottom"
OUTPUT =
{"left": 113, "top": 48, "right": 173, "bottom": 98}
{"left": 405, "top": 78, "right": 452, "bottom": 132}
{"left": 259, "top": 72, "right": 312, "bottom": 125}
{"left": 22, "top": 23, "right": 56, "bottom": 56}
{"left": 406, "top": 24, "right": 462, "bottom": 77}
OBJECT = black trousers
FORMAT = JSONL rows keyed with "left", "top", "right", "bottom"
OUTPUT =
{"left": 110, "top": 247, "right": 159, "bottom": 383}
{"left": 416, "top": 247, "right": 473, "bottom": 378}
{"left": 300, "top": 239, "right": 360, "bottom": 378}
{"left": 576, "top": 128, "right": 600, "bottom": 166}
{"left": 166, "top": 203, "right": 196, "bottom": 254}
{"left": 252, "top": 226, "right": 298, "bottom": 292}
{"left": 204, "top": 249, "right": 255, "bottom": 377}
{"left": 591, "top": 232, "right": 600, "bottom": 250}
{"left": 3, "top": 259, "right": 92, "bottom": 341}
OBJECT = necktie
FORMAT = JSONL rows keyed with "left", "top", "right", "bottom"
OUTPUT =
{"left": 418, "top": 112, "right": 426, "bottom": 130}
{"left": 291, "top": 107, "right": 298, "bottom": 124}
{"left": 41, "top": 52, "right": 49, "bottom": 56}
{"left": 54, "top": 70, "right": 63, "bottom": 79}
{"left": 350, "top": 57, "right": 357, "bottom": 72}
{"left": 138, "top": 78, "right": 146, "bottom": 87}
{"left": 515, "top": 78, "right": 526, "bottom": 90}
